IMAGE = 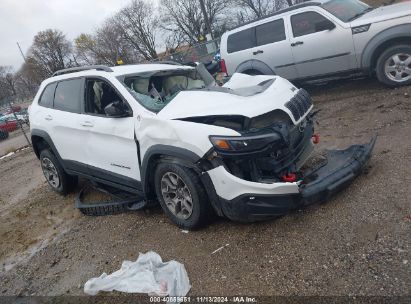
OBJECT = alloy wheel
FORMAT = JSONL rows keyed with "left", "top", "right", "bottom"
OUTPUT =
{"left": 160, "top": 172, "right": 193, "bottom": 220}
{"left": 41, "top": 157, "right": 60, "bottom": 188}
{"left": 384, "top": 53, "right": 411, "bottom": 83}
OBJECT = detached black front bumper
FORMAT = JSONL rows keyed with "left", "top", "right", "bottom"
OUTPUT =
{"left": 217, "top": 137, "right": 376, "bottom": 222}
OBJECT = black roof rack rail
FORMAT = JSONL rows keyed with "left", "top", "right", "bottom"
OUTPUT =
{"left": 52, "top": 65, "right": 113, "bottom": 77}
{"left": 229, "top": 2, "right": 321, "bottom": 31}
{"left": 150, "top": 60, "right": 183, "bottom": 66}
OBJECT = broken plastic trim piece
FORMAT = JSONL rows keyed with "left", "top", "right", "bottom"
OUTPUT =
{"left": 75, "top": 184, "right": 146, "bottom": 216}
{"left": 301, "top": 135, "right": 377, "bottom": 205}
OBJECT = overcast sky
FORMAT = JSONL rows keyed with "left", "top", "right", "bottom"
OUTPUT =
{"left": 0, "top": 0, "right": 132, "bottom": 70}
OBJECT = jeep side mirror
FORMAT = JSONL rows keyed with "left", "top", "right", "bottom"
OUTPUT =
{"left": 104, "top": 101, "right": 129, "bottom": 118}
{"left": 315, "top": 20, "right": 336, "bottom": 32}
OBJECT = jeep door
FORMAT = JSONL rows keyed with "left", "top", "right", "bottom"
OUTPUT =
{"left": 81, "top": 78, "right": 141, "bottom": 190}
{"left": 43, "top": 78, "right": 89, "bottom": 168}
{"left": 287, "top": 9, "right": 356, "bottom": 79}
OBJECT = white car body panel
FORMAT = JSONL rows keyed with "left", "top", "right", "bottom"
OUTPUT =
{"left": 82, "top": 115, "right": 139, "bottom": 180}
{"left": 350, "top": 2, "right": 411, "bottom": 26}
{"left": 136, "top": 118, "right": 240, "bottom": 161}
{"left": 207, "top": 166, "right": 299, "bottom": 201}
{"left": 157, "top": 73, "right": 308, "bottom": 125}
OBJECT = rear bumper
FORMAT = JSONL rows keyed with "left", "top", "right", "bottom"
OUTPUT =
{"left": 209, "top": 137, "right": 376, "bottom": 222}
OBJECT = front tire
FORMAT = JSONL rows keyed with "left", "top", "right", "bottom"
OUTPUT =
{"left": 154, "top": 162, "right": 213, "bottom": 229}
{"left": 376, "top": 45, "right": 411, "bottom": 87}
{"left": 40, "top": 149, "right": 78, "bottom": 195}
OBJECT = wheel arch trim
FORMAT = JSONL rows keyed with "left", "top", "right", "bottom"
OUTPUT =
{"left": 141, "top": 145, "right": 202, "bottom": 195}
{"left": 235, "top": 59, "right": 275, "bottom": 75}
{"left": 31, "top": 129, "right": 65, "bottom": 167}
{"left": 361, "top": 23, "right": 411, "bottom": 70}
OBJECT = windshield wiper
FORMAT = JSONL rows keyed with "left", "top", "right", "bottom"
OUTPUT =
{"left": 348, "top": 7, "right": 374, "bottom": 22}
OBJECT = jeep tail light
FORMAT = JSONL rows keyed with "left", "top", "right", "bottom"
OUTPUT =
{"left": 220, "top": 59, "right": 228, "bottom": 76}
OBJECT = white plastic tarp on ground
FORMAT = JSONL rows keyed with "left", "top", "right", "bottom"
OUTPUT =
{"left": 84, "top": 251, "right": 190, "bottom": 299}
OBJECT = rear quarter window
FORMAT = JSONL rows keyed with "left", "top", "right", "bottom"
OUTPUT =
{"left": 54, "top": 78, "right": 84, "bottom": 113}
{"left": 38, "top": 83, "right": 57, "bottom": 108}
{"left": 227, "top": 28, "right": 256, "bottom": 53}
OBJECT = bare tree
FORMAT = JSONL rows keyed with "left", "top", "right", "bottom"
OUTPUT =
{"left": 115, "top": 0, "right": 159, "bottom": 61}
{"left": 233, "top": 0, "right": 307, "bottom": 20}
{"left": 27, "top": 29, "right": 73, "bottom": 78}
{"left": 0, "top": 66, "right": 17, "bottom": 98}
{"left": 74, "top": 34, "right": 96, "bottom": 65}
{"left": 160, "top": 0, "right": 231, "bottom": 44}
{"left": 75, "top": 19, "right": 139, "bottom": 66}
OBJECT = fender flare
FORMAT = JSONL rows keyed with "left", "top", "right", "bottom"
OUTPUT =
{"left": 31, "top": 129, "right": 65, "bottom": 166}
{"left": 141, "top": 145, "right": 201, "bottom": 194}
{"left": 361, "top": 23, "right": 411, "bottom": 70}
{"left": 235, "top": 59, "right": 275, "bottom": 75}
{"left": 140, "top": 144, "right": 224, "bottom": 216}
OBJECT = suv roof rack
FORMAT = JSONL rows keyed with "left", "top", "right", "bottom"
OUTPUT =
{"left": 52, "top": 65, "right": 113, "bottom": 77}
{"left": 151, "top": 60, "right": 182, "bottom": 66}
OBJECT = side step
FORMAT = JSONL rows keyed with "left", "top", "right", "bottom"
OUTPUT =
{"left": 75, "top": 183, "right": 146, "bottom": 216}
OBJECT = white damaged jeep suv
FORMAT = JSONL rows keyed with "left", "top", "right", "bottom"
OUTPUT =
{"left": 29, "top": 64, "right": 375, "bottom": 228}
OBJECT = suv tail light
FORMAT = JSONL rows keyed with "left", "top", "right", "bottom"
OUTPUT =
{"left": 220, "top": 59, "right": 228, "bottom": 76}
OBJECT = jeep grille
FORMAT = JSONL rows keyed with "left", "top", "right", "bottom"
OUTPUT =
{"left": 285, "top": 89, "right": 312, "bottom": 121}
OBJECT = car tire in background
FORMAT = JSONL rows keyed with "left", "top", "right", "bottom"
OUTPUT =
{"left": 0, "top": 130, "right": 9, "bottom": 141}
{"left": 154, "top": 162, "right": 213, "bottom": 229}
{"left": 376, "top": 45, "right": 411, "bottom": 87}
{"left": 40, "top": 149, "right": 78, "bottom": 195}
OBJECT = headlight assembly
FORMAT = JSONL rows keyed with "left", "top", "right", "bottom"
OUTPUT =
{"left": 209, "top": 133, "right": 282, "bottom": 153}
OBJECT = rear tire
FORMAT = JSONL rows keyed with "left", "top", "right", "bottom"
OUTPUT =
{"left": 40, "top": 149, "right": 78, "bottom": 195}
{"left": 376, "top": 45, "right": 411, "bottom": 87}
{"left": 154, "top": 162, "right": 213, "bottom": 229}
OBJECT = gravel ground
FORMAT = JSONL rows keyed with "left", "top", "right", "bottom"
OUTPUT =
{"left": 0, "top": 78, "right": 410, "bottom": 299}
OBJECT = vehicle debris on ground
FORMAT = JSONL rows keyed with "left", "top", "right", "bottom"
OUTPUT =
{"left": 84, "top": 251, "right": 191, "bottom": 300}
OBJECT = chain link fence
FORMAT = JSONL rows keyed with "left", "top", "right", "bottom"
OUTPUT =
{"left": 0, "top": 98, "right": 32, "bottom": 158}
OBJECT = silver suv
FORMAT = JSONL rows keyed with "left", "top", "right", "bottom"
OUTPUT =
{"left": 220, "top": 0, "right": 411, "bottom": 86}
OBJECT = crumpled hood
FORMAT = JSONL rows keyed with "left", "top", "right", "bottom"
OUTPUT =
{"left": 351, "top": 2, "right": 411, "bottom": 26}
{"left": 157, "top": 73, "right": 301, "bottom": 123}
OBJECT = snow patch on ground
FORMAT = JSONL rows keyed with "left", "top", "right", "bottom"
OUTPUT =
{"left": 0, "top": 152, "right": 15, "bottom": 160}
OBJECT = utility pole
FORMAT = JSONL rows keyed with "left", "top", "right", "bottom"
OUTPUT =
{"left": 199, "top": 0, "right": 213, "bottom": 40}
{"left": 16, "top": 42, "right": 27, "bottom": 63}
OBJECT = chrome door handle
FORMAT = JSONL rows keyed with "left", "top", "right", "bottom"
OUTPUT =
{"left": 44, "top": 115, "right": 53, "bottom": 121}
{"left": 81, "top": 121, "right": 94, "bottom": 127}
{"left": 253, "top": 50, "right": 264, "bottom": 55}
{"left": 291, "top": 41, "right": 304, "bottom": 47}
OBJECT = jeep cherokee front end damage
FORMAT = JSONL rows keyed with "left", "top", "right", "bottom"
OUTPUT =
{"left": 205, "top": 134, "right": 375, "bottom": 222}
{"left": 135, "top": 70, "right": 376, "bottom": 223}
{"left": 193, "top": 89, "right": 375, "bottom": 222}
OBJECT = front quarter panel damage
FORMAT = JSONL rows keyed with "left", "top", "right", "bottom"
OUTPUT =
{"left": 136, "top": 117, "right": 240, "bottom": 161}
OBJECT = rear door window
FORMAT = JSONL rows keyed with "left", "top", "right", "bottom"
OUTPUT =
{"left": 39, "top": 83, "right": 57, "bottom": 108}
{"left": 256, "top": 19, "right": 286, "bottom": 46}
{"left": 291, "top": 11, "right": 331, "bottom": 37}
{"left": 227, "top": 28, "right": 256, "bottom": 53}
{"left": 54, "top": 78, "right": 84, "bottom": 113}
